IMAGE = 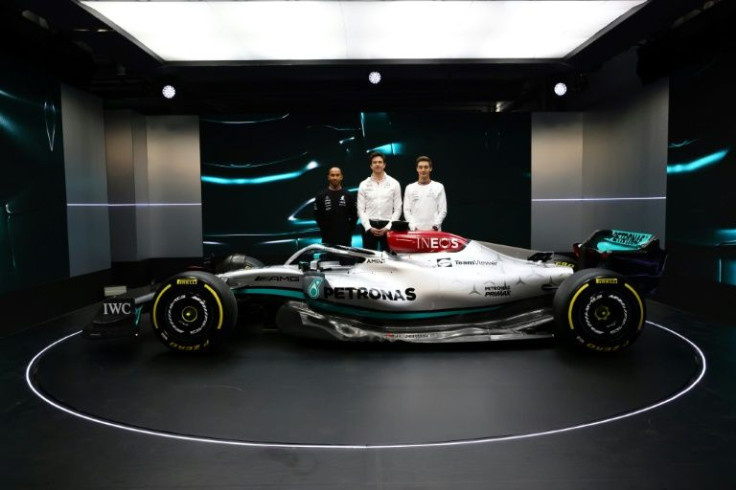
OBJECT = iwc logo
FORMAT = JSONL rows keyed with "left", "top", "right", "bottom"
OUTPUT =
{"left": 103, "top": 298, "right": 135, "bottom": 316}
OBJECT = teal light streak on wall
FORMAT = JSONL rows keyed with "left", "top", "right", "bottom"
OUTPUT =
{"left": 714, "top": 229, "right": 736, "bottom": 244}
{"left": 667, "top": 149, "right": 729, "bottom": 174}
{"left": 202, "top": 171, "right": 301, "bottom": 185}
{"left": 718, "top": 259, "right": 736, "bottom": 286}
{"left": 0, "top": 88, "right": 32, "bottom": 105}
{"left": 202, "top": 161, "right": 318, "bottom": 185}
{"left": 368, "top": 143, "right": 405, "bottom": 155}
{"left": 201, "top": 114, "right": 290, "bottom": 125}
{"left": 668, "top": 139, "right": 696, "bottom": 148}
{"left": 0, "top": 114, "right": 19, "bottom": 136}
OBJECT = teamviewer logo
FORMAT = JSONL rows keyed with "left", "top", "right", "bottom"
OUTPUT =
{"left": 103, "top": 298, "right": 135, "bottom": 316}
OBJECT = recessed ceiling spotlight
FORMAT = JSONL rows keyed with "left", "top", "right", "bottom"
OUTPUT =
{"left": 162, "top": 84, "right": 176, "bottom": 99}
{"left": 368, "top": 71, "right": 382, "bottom": 85}
{"left": 554, "top": 82, "right": 567, "bottom": 97}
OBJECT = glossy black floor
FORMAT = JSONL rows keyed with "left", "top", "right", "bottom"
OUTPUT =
{"left": 2, "top": 301, "right": 735, "bottom": 489}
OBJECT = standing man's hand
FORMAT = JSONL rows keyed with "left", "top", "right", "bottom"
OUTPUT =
{"left": 370, "top": 227, "right": 386, "bottom": 237}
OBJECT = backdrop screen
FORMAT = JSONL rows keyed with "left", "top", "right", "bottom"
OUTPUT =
{"left": 667, "top": 55, "right": 736, "bottom": 287}
{"left": 201, "top": 112, "right": 530, "bottom": 263}
{"left": 0, "top": 52, "right": 69, "bottom": 295}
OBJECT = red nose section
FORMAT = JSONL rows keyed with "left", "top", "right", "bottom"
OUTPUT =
{"left": 387, "top": 231, "right": 469, "bottom": 253}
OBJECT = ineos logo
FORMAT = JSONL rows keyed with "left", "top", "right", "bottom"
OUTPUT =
{"left": 417, "top": 237, "right": 461, "bottom": 249}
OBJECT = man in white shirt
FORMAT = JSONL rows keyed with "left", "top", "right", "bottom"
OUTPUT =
{"left": 357, "top": 151, "right": 402, "bottom": 250}
{"left": 403, "top": 156, "right": 447, "bottom": 231}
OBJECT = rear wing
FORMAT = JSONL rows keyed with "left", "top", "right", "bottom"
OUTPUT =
{"left": 574, "top": 229, "right": 666, "bottom": 295}
{"left": 576, "top": 229, "right": 657, "bottom": 254}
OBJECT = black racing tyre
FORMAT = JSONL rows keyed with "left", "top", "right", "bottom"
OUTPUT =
{"left": 553, "top": 268, "right": 645, "bottom": 353}
{"left": 215, "top": 254, "right": 264, "bottom": 274}
{"left": 152, "top": 270, "right": 238, "bottom": 353}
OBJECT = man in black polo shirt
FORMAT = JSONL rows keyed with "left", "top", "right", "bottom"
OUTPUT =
{"left": 314, "top": 167, "right": 357, "bottom": 246}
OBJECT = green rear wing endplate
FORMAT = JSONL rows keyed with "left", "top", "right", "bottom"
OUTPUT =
{"left": 587, "top": 229, "right": 655, "bottom": 253}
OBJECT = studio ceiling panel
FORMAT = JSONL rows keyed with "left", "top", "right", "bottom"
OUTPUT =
{"left": 79, "top": 1, "right": 647, "bottom": 62}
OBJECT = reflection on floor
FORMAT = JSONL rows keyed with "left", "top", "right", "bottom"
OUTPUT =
{"left": 2, "top": 301, "right": 735, "bottom": 489}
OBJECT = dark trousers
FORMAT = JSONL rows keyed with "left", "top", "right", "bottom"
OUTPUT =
{"left": 362, "top": 230, "right": 389, "bottom": 251}
{"left": 321, "top": 232, "right": 352, "bottom": 247}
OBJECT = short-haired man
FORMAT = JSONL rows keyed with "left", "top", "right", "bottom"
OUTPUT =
{"left": 314, "top": 167, "right": 357, "bottom": 246}
{"left": 357, "top": 151, "right": 402, "bottom": 250}
{"left": 403, "top": 156, "right": 447, "bottom": 231}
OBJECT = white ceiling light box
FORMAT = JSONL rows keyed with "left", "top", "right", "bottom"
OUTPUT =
{"left": 79, "top": 1, "right": 647, "bottom": 62}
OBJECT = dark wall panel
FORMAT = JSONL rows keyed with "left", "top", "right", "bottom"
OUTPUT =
{"left": 667, "top": 56, "right": 736, "bottom": 280}
{"left": 662, "top": 52, "right": 736, "bottom": 321}
{"left": 0, "top": 51, "right": 69, "bottom": 295}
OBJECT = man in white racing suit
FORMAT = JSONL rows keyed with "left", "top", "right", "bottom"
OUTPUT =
{"left": 403, "top": 155, "right": 447, "bottom": 231}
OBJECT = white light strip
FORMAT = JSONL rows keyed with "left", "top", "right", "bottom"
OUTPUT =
{"left": 79, "top": 1, "right": 646, "bottom": 61}
{"left": 26, "top": 321, "right": 705, "bottom": 449}
{"left": 67, "top": 203, "right": 201, "bottom": 207}
{"left": 532, "top": 197, "right": 666, "bottom": 202}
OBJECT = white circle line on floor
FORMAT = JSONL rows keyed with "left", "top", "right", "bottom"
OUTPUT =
{"left": 26, "top": 320, "right": 706, "bottom": 450}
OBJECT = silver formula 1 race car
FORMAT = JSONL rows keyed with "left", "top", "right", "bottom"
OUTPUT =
{"left": 85, "top": 227, "right": 666, "bottom": 354}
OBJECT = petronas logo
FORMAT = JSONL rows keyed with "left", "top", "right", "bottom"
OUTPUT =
{"left": 307, "top": 278, "right": 323, "bottom": 299}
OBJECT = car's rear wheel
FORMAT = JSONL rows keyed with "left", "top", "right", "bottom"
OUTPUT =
{"left": 152, "top": 270, "right": 237, "bottom": 353}
{"left": 553, "top": 268, "right": 645, "bottom": 353}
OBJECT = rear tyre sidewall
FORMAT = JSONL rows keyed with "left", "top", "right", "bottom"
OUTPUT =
{"left": 553, "top": 268, "right": 645, "bottom": 353}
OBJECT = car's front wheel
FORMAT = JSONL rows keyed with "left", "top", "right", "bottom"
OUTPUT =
{"left": 553, "top": 268, "right": 645, "bottom": 353}
{"left": 151, "top": 270, "right": 237, "bottom": 353}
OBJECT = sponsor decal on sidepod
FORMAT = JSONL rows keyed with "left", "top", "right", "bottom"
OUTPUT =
{"left": 485, "top": 285, "right": 511, "bottom": 297}
{"left": 324, "top": 287, "right": 417, "bottom": 301}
